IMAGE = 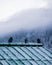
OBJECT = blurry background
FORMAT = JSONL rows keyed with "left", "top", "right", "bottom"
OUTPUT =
{"left": 0, "top": 0, "right": 52, "bottom": 50}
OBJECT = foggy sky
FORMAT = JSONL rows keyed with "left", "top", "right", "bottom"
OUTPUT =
{"left": 0, "top": 0, "right": 48, "bottom": 20}
{"left": 0, "top": 0, "right": 52, "bottom": 36}
{"left": 0, "top": 8, "right": 52, "bottom": 36}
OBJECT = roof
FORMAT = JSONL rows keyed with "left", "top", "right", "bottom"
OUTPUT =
{"left": 0, "top": 43, "right": 52, "bottom": 65}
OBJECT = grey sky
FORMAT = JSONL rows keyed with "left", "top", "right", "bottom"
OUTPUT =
{"left": 0, "top": 0, "right": 52, "bottom": 36}
{"left": 0, "top": 0, "right": 48, "bottom": 21}
{"left": 47, "top": 0, "right": 52, "bottom": 8}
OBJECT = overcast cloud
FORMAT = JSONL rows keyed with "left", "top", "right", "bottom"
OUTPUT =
{"left": 47, "top": 0, "right": 52, "bottom": 8}
{"left": 0, "top": 0, "right": 52, "bottom": 36}
{"left": 0, "top": 0, "right": 48, "bottom": 20}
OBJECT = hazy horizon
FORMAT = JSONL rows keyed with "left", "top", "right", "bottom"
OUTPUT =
{"left": 0, "top": 0, "right": 52, "bottom": 36}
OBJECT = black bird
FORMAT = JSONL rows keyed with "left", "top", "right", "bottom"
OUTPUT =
{"left": 37, "top": 38, "right": 41, "bottom": 43}
{"left": 8, "top": 37, "right": 13, "bottom": 43}
{"left": 24, "top": 38, "right": 28, "bottom": 43}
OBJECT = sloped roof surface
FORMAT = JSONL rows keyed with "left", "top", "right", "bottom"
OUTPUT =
{"left": 0, "top": 45, "right": 52, "bottom": 65}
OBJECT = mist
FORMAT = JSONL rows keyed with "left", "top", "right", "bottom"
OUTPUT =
{"left": 0, "top": 8, "right": 52, "bottom": 36}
